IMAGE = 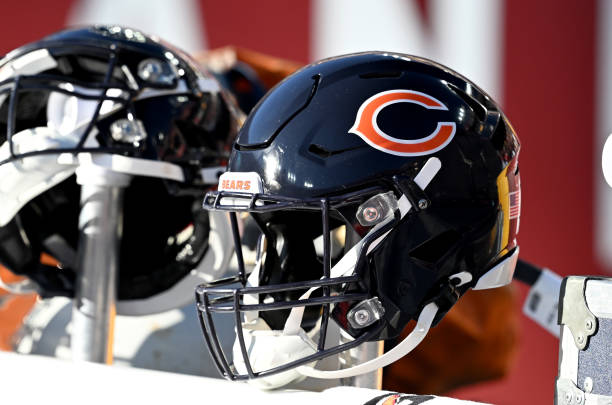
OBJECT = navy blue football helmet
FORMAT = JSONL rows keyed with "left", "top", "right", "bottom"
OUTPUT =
{"left": 197, "top": 52, "right": 520, "bottom": 387}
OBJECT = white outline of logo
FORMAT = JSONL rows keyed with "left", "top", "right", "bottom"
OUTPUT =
{"left": 349, "top": 89, "right": 456, "bottom": 157}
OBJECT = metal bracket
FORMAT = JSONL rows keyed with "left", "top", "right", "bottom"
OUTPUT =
{"left": 391, "top": 174, "right": 430, "bottom": 212}
{"left": 559, "top": 277, "right": 598, "bottom": 350}
{"left": 556, "top": 378, "right": 586, "bottom": 405}
{"left": 556, "top": 377, "right": 612, "bottom": 405}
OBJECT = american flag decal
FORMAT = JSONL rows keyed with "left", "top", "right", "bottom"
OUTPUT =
{"left": 509, "top": 191, "right": 521, "bottom": 219}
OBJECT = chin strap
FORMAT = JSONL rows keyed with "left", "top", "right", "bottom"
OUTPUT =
{"left": 295, "top": 302, "right": 438, "bottom": 379}
{"left": 292, "top": 267, "right": 473, "bottom": 380}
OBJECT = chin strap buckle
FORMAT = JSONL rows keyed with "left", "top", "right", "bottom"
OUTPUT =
{"left": 438, "top": 280, "right": 461, "bottom": 307}
{"left": 429, "top": 271, "right": 472, "bottom": 325}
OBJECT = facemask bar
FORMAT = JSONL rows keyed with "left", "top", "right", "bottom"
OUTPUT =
{"left": 200, "top": 185, "right": 386, "bottom": 291}
{"left": 319, "top": 198, "right": 331, "bottom": 352}
{"left": 197, "top": 157, "right": 443, "bottom": 382}
{"left": 196, "top": 158, "right": 441, "bottom": 380}
{"left": 205, "top": 185, "right": 386, "bottom": 213}
{"left": 196, "top": 196, "right": 398, "bottom": 381}
{"left": 0, "top": 41, "right": 204, "bottom": 167}
{"left": 197, "top": 179, "right": 418, "bottom": 381}
{"left": 1, "top": 48, "right": 126, "bottom": 165}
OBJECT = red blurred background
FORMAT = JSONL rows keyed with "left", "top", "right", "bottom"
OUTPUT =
{"left": 0, "top": 0, "right": 606, "bottom": 403}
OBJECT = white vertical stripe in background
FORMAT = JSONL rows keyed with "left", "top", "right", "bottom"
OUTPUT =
{"left": 311, "top": 0, "right": 503, "bottom": 101}
{"left": 311, "top": 0, "right": 428, "bottom": 61}
{"left": 596, "top": 0, "right": 612, "bottom": 273}
{"left": 429, "top": 0, "right": 503, "bottom": 101}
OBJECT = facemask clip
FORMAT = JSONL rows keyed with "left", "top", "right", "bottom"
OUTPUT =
{"left": 392, "top": 174, "right": 430, "bottom": 212}
{"left": 110, "top": 118, "right": 147, "bottom": 144}
{"left": 356, "top": 192, "right": 398, "bottom": 227}
{"left": 347, "top": 297, "right": 385, "bottom": 329}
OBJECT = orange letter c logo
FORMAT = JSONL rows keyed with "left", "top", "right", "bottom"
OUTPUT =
{"left": 349, "top": 90, "right": 456, "bottom": 156}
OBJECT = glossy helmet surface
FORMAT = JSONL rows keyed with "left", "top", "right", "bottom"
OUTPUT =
{"left": 197, "top": 52, "right": 520, "bottom": 387}
{"left": 0, "top": 25, "right": 242, "bottom": 314}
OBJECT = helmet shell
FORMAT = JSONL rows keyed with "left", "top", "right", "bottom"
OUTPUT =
{"left": 228, "top": 52, "right": 520, "bottom": 335}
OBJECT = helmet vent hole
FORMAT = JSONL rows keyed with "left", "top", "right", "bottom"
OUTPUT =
{"left": 447, "top": 83, "right": 487, "bottom": 122}
{"left": 408, "top": 230, "right": 460, "bottom": 265}
{"left": 308, "top": 144, "right": 364, "bottom": 158}
{"left": 308, "top": 143, "right": 334, "bottom": 158}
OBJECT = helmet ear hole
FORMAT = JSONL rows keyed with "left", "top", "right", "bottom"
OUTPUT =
{"left": 408, "top": 229, "right": 460, "bottom": 265}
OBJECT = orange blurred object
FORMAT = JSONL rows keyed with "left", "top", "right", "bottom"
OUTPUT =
{"left": 0, "top": 265, "right": 38, "bottom": 351}
{"left": 384, "top": 285, "right": 519, "bottom": 394}
{"left": 195, "top": 46, "right": 302, "bottom": 89}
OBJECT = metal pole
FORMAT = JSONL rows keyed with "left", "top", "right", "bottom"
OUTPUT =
{"left": 71, "top": 166, "right": 131, "bottom": 363}
{"left": 346, "top": 341, "right": 384, "bottom": 389}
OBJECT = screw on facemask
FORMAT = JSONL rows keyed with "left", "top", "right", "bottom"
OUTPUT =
{"left": 110, "top": 118, "right": 147, "bottom": 144}
{"left": 137, "top": 58, "right": 176, "bottom": 86}
{"left": 356, "top": 192, "right": 398, "bottom": 227}
{"left": 392, "top": 174, "right": 431, "bottom": 213}
{"left": 347, "top": 297, "right": 385, "bottom": 329}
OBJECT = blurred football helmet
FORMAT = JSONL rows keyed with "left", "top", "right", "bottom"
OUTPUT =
{"left": 196, "top": 52, "right": 521, "bottom": 388}
{"left": 0, "top": 25, "right": 242, "bottom": 315}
